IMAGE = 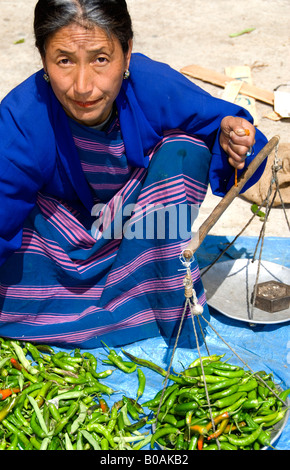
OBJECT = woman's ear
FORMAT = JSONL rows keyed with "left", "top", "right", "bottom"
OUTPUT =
{"left": 41, "top": 55, "right": 47, "bottom": 72}
{"left": 125, "top": 39, "right": 133, "bottom": 69}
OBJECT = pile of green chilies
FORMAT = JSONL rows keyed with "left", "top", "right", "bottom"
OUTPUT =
{"left": 123, "top": 351, "right": 289, "bottom": 450}
{"left": 0, "top": 338, "right": 151, "bottom": 450}
{"left": 0, "top": 337, "right": 289, "bottom": 450}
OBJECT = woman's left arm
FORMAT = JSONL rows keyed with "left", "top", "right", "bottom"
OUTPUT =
{"left": 121, "top": 54, "right": 268, "bottom": 195}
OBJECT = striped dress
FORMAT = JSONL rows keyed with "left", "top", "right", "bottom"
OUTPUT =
{"left": 0, "top": 115, "right": 212, "bottom": 348}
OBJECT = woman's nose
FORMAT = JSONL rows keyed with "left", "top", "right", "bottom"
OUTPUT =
{"left": 74, "top": 66, "right": 94, "bottom": 96}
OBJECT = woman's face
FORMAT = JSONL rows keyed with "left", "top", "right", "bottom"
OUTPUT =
{"left": 42, "top": 23, "right": 132, "bottom": 126}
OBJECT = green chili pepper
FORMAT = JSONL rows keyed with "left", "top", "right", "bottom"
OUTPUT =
{"left": 203, "top": 443, "right": 219, "bottom": 450}
{"left": 56, "top": 390, "right": 85, "bottom": 401}
{"left": 253, "top": 410, "right": 279, "bottom": 424}
{"left": 220, "top": 442, "right": 238, "bottom": 450}
{"left": 260, "top": 409, "right": 288, "bottom": 427}
{"left": 178, "top": 391, "right": 204, "bottom": 407}
{"left": 100, "top": 437, "right": 109, "bottom": 450}
{"left": 248, "top": 389, "right": 257, "bottom": 400}
{"left": 0, "top": 395, "right": 19, "bottom": 423}
{"left": 132, "top": 435, "right": 152, "bottom": 450}
{"left": 183, "top": 365, "right": 215, "bottom": 377}
{"left": 258, "top": 397, "right": 276, "bottom": 414}
{"left": 101, "top": 342, "right": 136, "bottom": 373}
{"left": 35, "top": 344, "right": 55, "bottom": 355}
{"left": 124, "top": 416, "right": 148, "bottom": 432}
{"left": 0, "top": 357, "right": 13, "bottom": 371}
{"left": 237, "top": 378, "right": 258, "bottom": 392}
{"left": 175, "top": 431, "right": 185, "bottom": 450}
{"left": 124, "top": 396, "right": 145, "bottom": 420}
{"left": 201, "top": 378, "right": 241, "bottom": 395}
{"left": 28, "top": 395, "right": 50, "bottom": 435}
{"left": 121, "top": 349, "right": 185, "bottom": 383}
{"left": 39, "top": 437, "right": 51, "bottom": 450}
{"left": 107, "top": 352, "right": 137, "bottom": 374}
{"left": 47, "top": 402, "right": 61, "bottom": 422}
{"left": 14, "top": 406, "right": 30, "bottom": 428}
{"left": 157, "top": 412, "right": 178, "bottom": 426}
{"left": 136, "top": 368, "right": 146, "bottom": 400}
{"left": 40, "top": 371, "right": 67, "bottom": 386}
{"left": 250, "top": 204, "right": 266, "bottom": 219}
{"left": 218, "top": 396, "right": 248, "bottom": 415}
{"left": 35, "top": 380, "right": 53, "bottom": 407}
{"left": 29, "top": 436, "right": 42, "bottom": 450}
{"left": 188, "top": 434, "right": 198, "bottom": 450}
{"left": 189, "top": 354, "right": 225, "bottom": 368}
{"left": 25, "top": 342, "right": 44, "bottom": 364}
{"left": 278, "top": 387, "right": 290, "bottom": 406}
{"left": 142, "top": 383, "right": 179, "bottom": 409}
{"left": 258, "top": 384, "right": 269, "bottom": 400}
{"left": 51, "top": 352, "right": 78, "bottom": 372}
{"left": 83, "top": 352, "right": 97, "bottom": 371}
{"left": 241, "top": 398, "right": 260, "bottom": 409}
{"left": 180, "top": 376, "right": 198, "bottom": 385}
{"left": 86, "top": 422, "right": 116, "bottom": 448}
{"left": 84, "top": 382, "right": 114, "bottom": 396}
{"left": 116, "top": 407, "right": 125, "bottom": 431}
{"left": 198, "top": 374, "right": 232, "bottom": 384}
{"left": 53, "top": 401, "right": 79, "bottom": 435}
{"left": 30, "top": 411, "right": 48, "bottom": 439}
{"left": 211, "top": 368, "right": 245, "bottom": 379}
{"left": 173, "top": 401, "right": 198, "bottom": 414}
{"left": 227, "top": 425, "right": 263, "bottom": 447}
{"left": 90, "top": 369, "right": 114, "bottom": 379}
{"left": 0, "top": 437, "right": 7, "bottom": 450}
{"left": 257, "top": 429, "right": 271, "bottom": 447}
{"left": 151, "top": 426, "right": 179, "bottom": 449}
{"left": 1, "top": 418, "right": 31, "bottom": 448}
{"left": 21, "top": 367, "right": 41, "bottom": 384}
{"left": 7, "top": 434, "right": 18, "bottom": 450}
{"left": 107, "top": 406, "right": 118, "bottom": 434}
{"left": 89, "top": 411, "right": 109, "bottom": 425}
{"left": 211, "top": 361, "right": 239, "bottom": 371}
{"left": 164, "top": 387, "right": 180, "bottom": 410}
{"left": 18, "top": 382, "right": 44, "bottom": 403}
{"left": 210, "top": 384, "right": 240, "bottom": 401}
{"left": 10, "top": 341, "right": 39, "bottom": 376}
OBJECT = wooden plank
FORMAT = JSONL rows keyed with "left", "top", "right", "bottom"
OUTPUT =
{"left": 222, "top": 80, "right": 243, "bottom": 102}
{"left": 180, "top": 64, "right": 274, "bottom": 105}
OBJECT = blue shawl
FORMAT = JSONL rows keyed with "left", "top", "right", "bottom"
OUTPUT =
{"left": 0, "top": 53, "right": 267, "bottom": 266}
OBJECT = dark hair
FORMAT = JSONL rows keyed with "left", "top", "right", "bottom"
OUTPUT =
{"left": 34, "top": 0, "right": 133, "bottom": 56}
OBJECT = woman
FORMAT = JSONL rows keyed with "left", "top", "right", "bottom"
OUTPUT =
{"left": 0, "top": 0, "right": 267, "bottom": 348}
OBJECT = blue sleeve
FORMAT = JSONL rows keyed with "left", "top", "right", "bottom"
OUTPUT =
{"left": 122, "top": 54, "right": 268, "bottom": 196}
{"left": 0, "top": 76, "right": 54, "bottom": 265}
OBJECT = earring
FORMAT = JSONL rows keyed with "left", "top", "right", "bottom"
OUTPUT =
{"left": 123, "top": 69, "right": 130, "bottom": 80}
{"left": 43, "top": 72, "right": 50, "bottom": 83}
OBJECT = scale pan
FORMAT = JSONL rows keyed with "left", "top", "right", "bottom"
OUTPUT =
{"left": 201, "top": 259, "right": 290, "bottom": 324}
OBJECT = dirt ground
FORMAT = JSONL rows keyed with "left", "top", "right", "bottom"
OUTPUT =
{"left": 0, "top": 0, "right": 289, "bottom": 239}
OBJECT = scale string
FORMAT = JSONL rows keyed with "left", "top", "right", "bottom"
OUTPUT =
{"left": 189, "top": 302, "right": 221, "bottom": 449}
{"left": 154, "top": 298, "right": 188, "bottom": 424}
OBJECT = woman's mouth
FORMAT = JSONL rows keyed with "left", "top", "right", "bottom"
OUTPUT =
{"left": 73, "top": 99, "right": 101, "bottom": 108}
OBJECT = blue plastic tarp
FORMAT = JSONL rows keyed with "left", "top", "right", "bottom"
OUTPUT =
{"left": 72, "top": 235, "right": 289, "bottom": 450}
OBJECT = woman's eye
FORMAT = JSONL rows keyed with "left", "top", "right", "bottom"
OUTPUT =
{"left": 58, "top": 58, "right": 71, "bottom": 65}
{"left": 95, "top": 57, "right": 108, "bottom": 65}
